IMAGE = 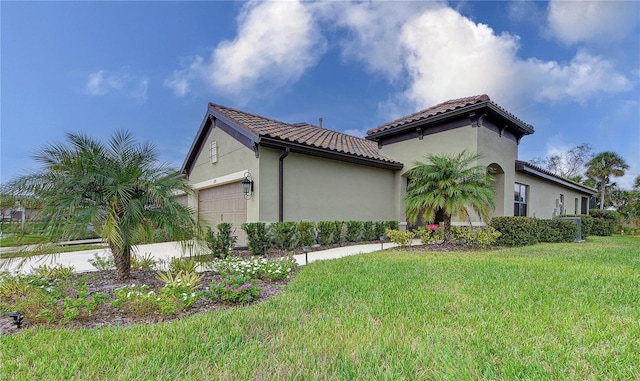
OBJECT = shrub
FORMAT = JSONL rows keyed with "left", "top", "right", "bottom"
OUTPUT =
{"left": 31, "top": 264, "right": 75, "bottom": 279}
{"left": 536, "top": 219, "right": 578, "bottom": 243}
{"left": 131, "top": 252, "right": 159, "bottom": 270}
{"left": 374, "top": 221, "right": 387, "bottom": 239}
{"left": 385, "top": 221, "right": 399, "bottom": 231}
{"left": 332, "top": 221, "right": 345, "bottom": 245}
{"left": 361, "top": 221, "right": 376, "bottom": 241}
{"left": 346, "top": 221, "right": 363, "bottom": 242}
{"left": 270, "top": 221, "right": 298, "bottom": 251}
{"left": 206, "top": 223, "right": 238, "bottom": 259}
{"left": 88, "top": 253, "right": 115, "bottom": 270}
{"left": 206, "top": 275, "right": 261, "bottom": 304}
{"left": 241, "top": 222, "right": 270, "bottom": 255}
{"left": 208, "top": 256, "right": 297, "bottom": 281}
{"left": 490, "top": 217, "right": 539, "bottom": 246}
{"left": 316, "top": 221, "right": 334, "bottom": 246}
{"left": 386, "top": 229, "right": 415, "bottom": 248}
{"left": 156, "top": 270, "right": 203, "bottom": 310}
{"left": 449, "top": 226, "right": 502, "bottom": 248}
{"left": 168, "top": 257, "right": 198, "bottom": 273}
{"left": 589, "top": 209, "right": 618, "bottom": 236}
{"left": 416, "top": 226, "right": 444, "bottom": 245}
{"left": 297, "top": 221, "right": 316, "bottom": 247}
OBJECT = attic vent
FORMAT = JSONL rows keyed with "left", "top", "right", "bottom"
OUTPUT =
{"left": 210, "top": 140, "right": 218, "bottom": 164}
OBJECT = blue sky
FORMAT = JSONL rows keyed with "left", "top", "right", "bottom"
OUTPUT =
{"left": 2, "top": 1, "right": 639, "bottom": 189}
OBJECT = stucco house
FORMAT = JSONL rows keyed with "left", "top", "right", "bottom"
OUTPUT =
{"left": 180, "top": 94, "right": 595, "bottom": 244}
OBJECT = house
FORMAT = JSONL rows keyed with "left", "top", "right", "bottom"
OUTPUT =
{"left": 180, "top": 94, "right": 595, "bottom": 244}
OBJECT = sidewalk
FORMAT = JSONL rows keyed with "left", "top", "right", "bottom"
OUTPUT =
{"left": 0, "top": 240, "right": 411, "bottom": 274}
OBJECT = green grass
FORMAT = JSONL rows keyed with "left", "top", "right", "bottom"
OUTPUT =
{"left": 2, "top": 236, "right": 639, "bottom": 380}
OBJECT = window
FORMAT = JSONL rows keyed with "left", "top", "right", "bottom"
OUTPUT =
{"left": 514, "top": 183, "right": 528, "bottom": 216}
{"left": 559, "top": 194, "right": 564, "bottom": 215}
{"left": 574, "top": 198, "right": 579, "bottom": 214}
{"left": 210, "top": 140, "right": 218, "bottom": 164}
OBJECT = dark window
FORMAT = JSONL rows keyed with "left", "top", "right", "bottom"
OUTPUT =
{"left": 514, "top": 183, "right": 528, "bottom": 216}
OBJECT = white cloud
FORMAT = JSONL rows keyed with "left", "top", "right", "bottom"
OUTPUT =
{"left": 343, "top": 128, "right": 367, "bottom": 138}
{"left": 546, "top": 0, "right": 640, "bottom": 45}
{"left": 166, "top": 0, "right": 325, "bottom": 99}
{"left": 85, "top": 70, "right": 148, "bottom": 103}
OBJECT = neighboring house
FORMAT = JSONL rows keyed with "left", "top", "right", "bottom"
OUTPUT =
{"left": 181, "top": 94, "right": 595, "bottom": 244}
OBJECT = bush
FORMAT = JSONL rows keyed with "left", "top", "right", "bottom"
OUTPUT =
{"left": 297, "top": 221, "right": 316, "bottom": 247}
{"left": 208, "top": 256, "right": 296, "bottom": 281}
{"left": 385, "top": 221, "right": 399, "bottom": 231}
{"left": 490, "top": 217, "right": 539, "bottom": 247}
{"left": 316, "top": 221, "right": 334, "bottom": 246}
{"left": 270, "top": 222, "right": 298, "bottom": 251}
{"left": 206, "top": 275, "right": 261, "bottom": 304}
{"left": 241, "top": 222, "right": 269, "bottom": 255}
{"left": 374, "top": 221, "right": 387, "bottom": 239}
{"left": 386, "top": 229, "right": 415, "bottom": 248}
{"left": 206, "top": 223, "right": 238, "bottom": 259}
{"left": 589, "top": 209, "right": 618, "bottom": 236}
{"left": 345, "top": 221, "right": 363, "bottom": 242}
{"left": 449, "top": 226, "right": 501, "bottom": 248}
{"left": 416, "top": 226, "right": 443, "bottom": 245}
{"left": 362, "top": 221, "right": 377, "bottom": 241}
{"left": 537, "top": 219, "right": 578, "bottom": 243}
{"left": 331, "top": 221, "right": 345, "bottom": 245}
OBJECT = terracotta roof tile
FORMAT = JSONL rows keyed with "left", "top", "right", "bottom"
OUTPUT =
{"left": 208, "top": 103, "right": 399, "bottom": 165}
{"left": 367, "top": 94, "right": 491, "bottom": 135}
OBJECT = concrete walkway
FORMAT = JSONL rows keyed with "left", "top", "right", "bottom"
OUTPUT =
{"left": 0, "top": 240, "right": 410, "bottom": 274}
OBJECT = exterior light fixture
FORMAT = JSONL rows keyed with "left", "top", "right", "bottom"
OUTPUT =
{"left": 380, "top": 235, "right": 386, "bottom": 250}
{"left": 241, "top": 172, "right": 254, "bottom": 200}
{"left": 9, "top": 311, "right": 24, "bottom": 329}
{"left": 303, "top": 246, "right": 310, "bottom": 265}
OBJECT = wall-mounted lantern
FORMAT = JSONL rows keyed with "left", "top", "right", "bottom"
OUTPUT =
{"left": 242, "top": 172, "right": 254, "bottom": 200}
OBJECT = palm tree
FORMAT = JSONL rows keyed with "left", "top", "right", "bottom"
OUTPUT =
{"left": 585, "top": 151, "right": 629, "bottom": 209}
{"left": 9, "top": 131, "right": 198, "bottom": 279}
{"left": 404, "top": 151, "right": 495, "bottom": 243}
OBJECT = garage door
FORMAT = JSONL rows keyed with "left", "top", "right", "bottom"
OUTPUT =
{"left": 198, "top": 182, "right": 247, "bottom": 246}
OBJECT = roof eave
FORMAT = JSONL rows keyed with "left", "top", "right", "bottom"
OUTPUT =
{"left": 366, "top": 101, "right": 533, "bottom": 140}
{"left": 259, "top": 137, "right": 403, "bottom": 170}
{"left": 515, "top": 161, "right": 597, "bottom": 195}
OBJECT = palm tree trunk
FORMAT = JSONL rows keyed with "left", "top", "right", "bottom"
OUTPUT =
{"left": 600, "top": 183, "right": 606, "bottom": 209}
{"left": 111, "top": 244, "right": 131, "bottom": 280}
{"left": 443, "top": 215, "right": 453, "bottom": 244}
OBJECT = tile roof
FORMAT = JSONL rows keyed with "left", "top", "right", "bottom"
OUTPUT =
{"left": 208, "top": 103, "right": 400, "bottom": 165}
{"left": 366, "top": 94, "right": 532, "bottom": 135}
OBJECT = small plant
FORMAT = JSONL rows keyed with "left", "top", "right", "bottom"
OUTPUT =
{"left": 386, "top": 229, "right": 415, "bottom": 248}
{"left": 206, "top": 223, "right": 238, "bottom": 259}
{"left": 361, "top": 221, "right": 376, "bottom": 241}
{"left": 316, "top": 221, "right": 334, "bottom": 245}
{"left": 241, "top": 222, "right": 270, "bottom": 255}
{"left": 331, "top": 221, "right": 345, "bottom": 245}
{"left": 207, "top": 256, "right": 297, "bottom": 281}
{"left": 168, "top": 256, "right": 198, "bottom": 273}
{"left": 417, "top": 226, "right": 444, "bottom": 245}
{"left": 385, "top": 221, "right": 400, "bottom": 231}
{"left": 31, "top": 264, "right": 75, "bottom": 279}
{"left": 297, "top": 221, "right": 316, "bottom": 247}
{"left": 271, "top": 221, "right": 298, "bottom": 251}
{"left": 156, "top": 270, "right": 203, "bottom": 309}
{"left": 374, "top": 221, "right": 387, "bottom": 240}
{"left": 206, "top": 275, "right": 261, "bottom": 304}
{"left": 345, "top": 221, "right": 363, "bottom": 242}
{"left": 131, "top": 252, "right": 159, "bottom": 270}
{"left": 88, "top": 253, "right": 115, "bottom": 270}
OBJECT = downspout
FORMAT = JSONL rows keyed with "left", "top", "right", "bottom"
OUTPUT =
{"left": 279, "top": 148, "right": 290, "bottom": 222}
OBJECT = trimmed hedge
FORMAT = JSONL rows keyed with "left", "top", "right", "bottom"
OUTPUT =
{"left": 537, "top": 219, "right": 578, "bottom": 243}
{"left": 588, "top": 209, "right": 618, "bottom": 236}
{"left": 489, "top": 217, "right": 539, "bottom": 246}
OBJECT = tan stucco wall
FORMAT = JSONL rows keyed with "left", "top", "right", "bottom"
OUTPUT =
{"left": 258, "top": 148, "right": 396, "bottom": 222}
{"left": 515, "top": 173, "right": 589, "bottom": 219}
{"left": 379, "top": 124, "right": 519, "bottom": 224}
{"left": 186, "top": 126, "right": 260, "bottom": 222}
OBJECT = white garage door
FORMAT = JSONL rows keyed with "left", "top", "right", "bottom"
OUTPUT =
{"left": 198, "top": 182, "right": 247, "bottom": 246}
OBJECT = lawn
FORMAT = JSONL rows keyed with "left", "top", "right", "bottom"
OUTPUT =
{"left": 1, "top": 236, "right": 638, "bottom": 380}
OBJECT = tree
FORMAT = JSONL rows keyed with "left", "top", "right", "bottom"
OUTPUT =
{"left": 530, "top": 143, "right": 593, "bottom": 179}
{"left": 585, "top": 151, "right": 629, "bottom": 209}
{"left": 404, "top": 151, "right": 495, "bottom": 243}
{"left": 9, "top": 131, "right": 198, "bottom": 279}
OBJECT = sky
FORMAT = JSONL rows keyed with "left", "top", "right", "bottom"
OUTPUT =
{"left": 2, "top": 0, "right": 639, "bottom": 189}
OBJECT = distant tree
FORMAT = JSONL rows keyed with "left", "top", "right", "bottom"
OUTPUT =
{"left": 634, "top": 175, "right": 640, "bottom": 190}
{"left": 585, "top": 151, "right": 629, "bottom": 209}
{"left": 404, "top": 151, "right": 495, "bottom": 243}
{"left": 530, "top": 143, "right": 593, "bottom": 179}
{"left": 9, "top": 131, "right": 198, "bottom": 279}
